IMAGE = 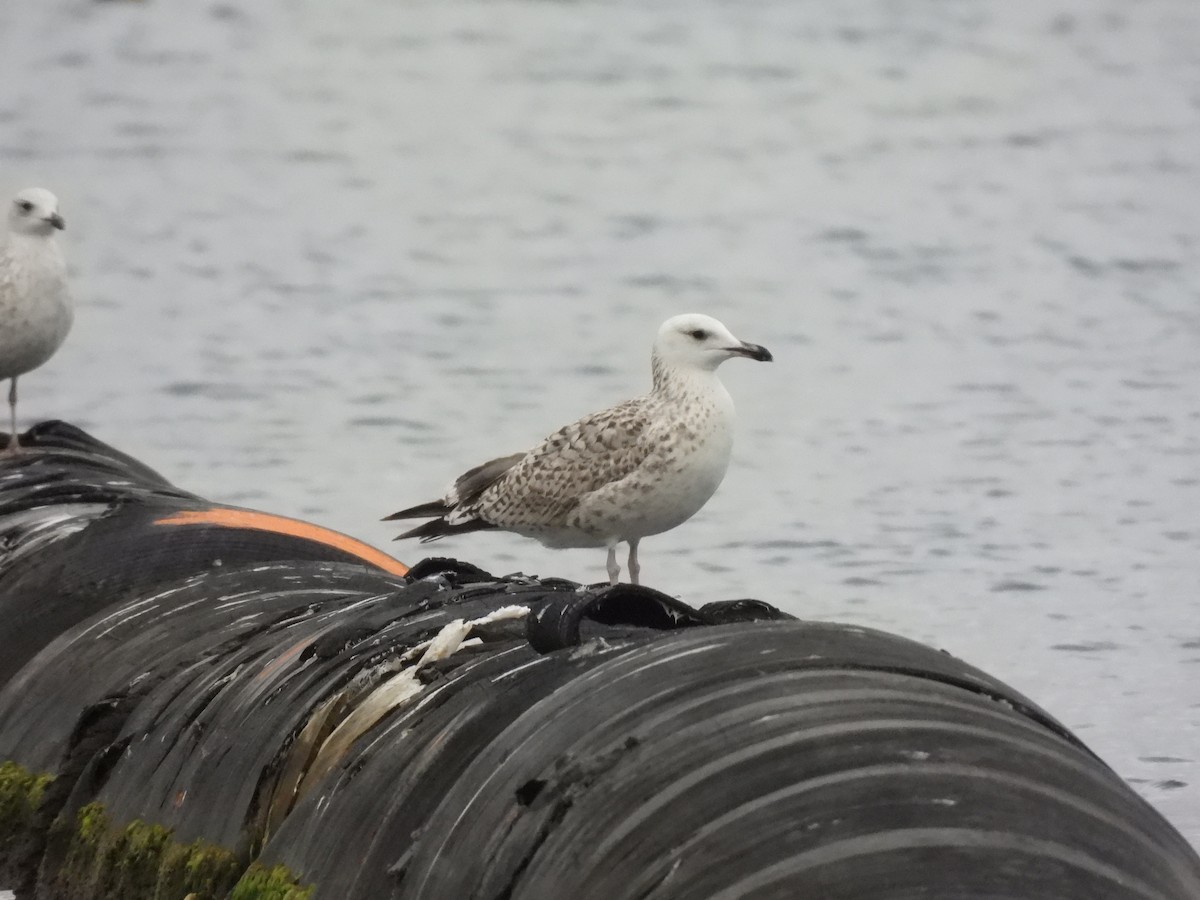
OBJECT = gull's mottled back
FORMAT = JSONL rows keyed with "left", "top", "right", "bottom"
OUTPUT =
{"left": 386, "top": 313, "right": 772, "bottom": 585}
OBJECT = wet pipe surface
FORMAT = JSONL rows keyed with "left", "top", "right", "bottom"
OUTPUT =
{"left": 0, "top": 421, "right": 1197, "bottom": 899}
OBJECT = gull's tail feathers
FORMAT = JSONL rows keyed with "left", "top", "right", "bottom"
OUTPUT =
{"left": 382, "top": 499, "right": 450, "bottom": 522}
{"left": 384, "top": 451, "right": 524, "bottom": 540}
{"left": 395, "top": 516, "right": 497, "bottom": 543}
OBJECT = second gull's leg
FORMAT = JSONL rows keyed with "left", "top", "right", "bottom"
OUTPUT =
{"left": 4, "top": 378, "right": 20, "bottom": 454}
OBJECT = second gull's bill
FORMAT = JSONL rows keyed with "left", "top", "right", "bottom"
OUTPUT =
{"left": 385, "top": 313, "right": 773, "bottom": 585}
{"left": 0, "top": 188, "right": 72, "bottom": 454}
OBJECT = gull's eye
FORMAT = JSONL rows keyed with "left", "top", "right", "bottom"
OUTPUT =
{"left": 688, "top": 328, "right": 708, "bottom": 340}
{"left": 15, "top": 200, "right": 33, "bottom": 214}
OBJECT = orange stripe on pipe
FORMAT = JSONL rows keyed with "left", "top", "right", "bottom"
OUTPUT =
{"left": 154, "top": 508, "right": 409, "bottom": 577}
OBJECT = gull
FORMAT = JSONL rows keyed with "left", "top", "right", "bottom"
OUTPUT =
{"left": 0, "top": 188, "right": 72, "bottom": 454}
{"left": 385, "top": 313, "right": 772, "bottom": 585}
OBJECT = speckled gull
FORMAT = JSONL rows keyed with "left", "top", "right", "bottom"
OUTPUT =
{"left": 0, "top": 188, "right": 72, "bottom": 454}
{"left": 385, "top": 313, "right": 773, "bottom": 585}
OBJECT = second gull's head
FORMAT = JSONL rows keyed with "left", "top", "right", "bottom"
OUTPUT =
{"left": 7, "top": 187, "right": 65, "bottom": 236}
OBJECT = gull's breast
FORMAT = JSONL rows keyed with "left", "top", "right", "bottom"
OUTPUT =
{"left": 573, "top": 394, "right": 736, "bottom": 542}
{"left": 0, "top": 245, "right": 73, "bottom": 378}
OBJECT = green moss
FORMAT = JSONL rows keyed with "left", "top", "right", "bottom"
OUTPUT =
{"left": 105, "top": 819, "right": 173, "bottom": 896}
{"left": 44, "top": 802, "right": 247, "bottom": 900}
{"left": 45, "top": 802, "right": 111, "bottom": 899}
{"left": 0, "top": 759, "right": 55, "bottom": 850}
{"left": 14, "top": 791, "right": 310, "bottom": 899}
{"left": 156, "top": 840, "right": 195, "bottom": 897}
{"left": 230, "top": 862, "right": 314, "bottom": 900}
{"left": 161, "top": 838, "right": 241, "bottom": 899}
{"left": 76, "top": 801, "right": 109, "bottom": 845}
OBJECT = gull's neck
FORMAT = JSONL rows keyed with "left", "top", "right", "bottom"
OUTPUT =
{"left": 4, "top": 230, "right": 62, "bottom": 261}
{"left": 650, "top": 353, "right": 724, "bottom": 403}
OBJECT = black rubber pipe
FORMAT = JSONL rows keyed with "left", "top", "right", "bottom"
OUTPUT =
{"left": 0, "top": 422, "right": 1196, "bottom": 900}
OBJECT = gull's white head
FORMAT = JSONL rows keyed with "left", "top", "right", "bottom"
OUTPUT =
{"left": 7, "top": 188, "right": 65, "bottom": 237}
{"left": 653, "top": 313, "right": 773, "bottom": 373}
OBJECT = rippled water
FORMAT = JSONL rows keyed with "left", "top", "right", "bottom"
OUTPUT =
{"left": 2, "top": 0, "right": 1198, "bottom": 849}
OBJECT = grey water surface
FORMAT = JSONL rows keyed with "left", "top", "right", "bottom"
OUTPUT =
{"left": 1, "top": 0, "right": 1197, "bottom": 851}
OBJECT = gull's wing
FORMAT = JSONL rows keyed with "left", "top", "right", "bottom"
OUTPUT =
{"left": 466, "top": 397, "right": 659, "bottom": 530}
{"left": 388, "top": 396, "right": 660, "bottom": 542}
{"left": 0, "top": 238, "right": 18, "bottom": 293}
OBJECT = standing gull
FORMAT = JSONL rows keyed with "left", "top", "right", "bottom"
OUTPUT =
{"left": 0, "top": 188, "right": 72, "bottom": 454}
{"left": 385, "top": 313, "right": 772, "bottom": 585}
